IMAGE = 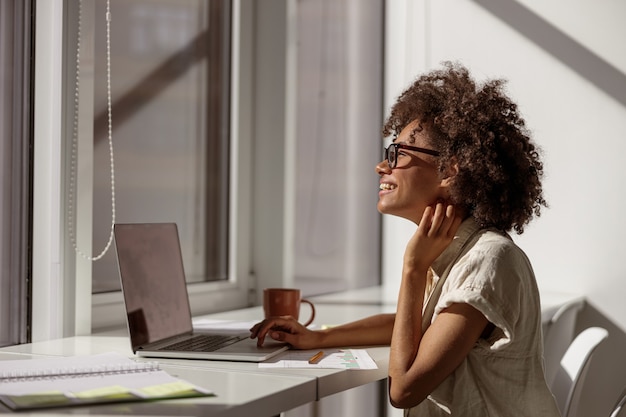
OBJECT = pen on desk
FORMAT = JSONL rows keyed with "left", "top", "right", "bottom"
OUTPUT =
{"left": 308, "top": 351, "right": 324, "bottom": 364}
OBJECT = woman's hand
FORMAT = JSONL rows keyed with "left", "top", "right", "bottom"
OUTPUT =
{"left": 249, "top": 316, "right": 321, "bottom": 349}
{"left": 404, "top": 203, "right": 463, "bottom": 272}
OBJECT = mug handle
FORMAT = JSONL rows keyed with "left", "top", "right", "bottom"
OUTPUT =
{"left": 301, "top": 298, "right": 316, "bottom": 327}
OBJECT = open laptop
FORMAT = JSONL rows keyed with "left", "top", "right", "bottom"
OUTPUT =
{"left": 114, "top": 222, "right": 288, "bottom": 362}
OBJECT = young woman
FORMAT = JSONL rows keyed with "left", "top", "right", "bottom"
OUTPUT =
{"left": 250, "top": 62, "right": 560, "bottom": 416}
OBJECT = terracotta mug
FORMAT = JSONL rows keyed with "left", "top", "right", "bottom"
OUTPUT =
{"left": 263, "top": 288, "right": 316, "bottom": 327}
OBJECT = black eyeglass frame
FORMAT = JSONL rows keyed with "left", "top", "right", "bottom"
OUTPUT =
{"left": 384, "top": 143, "right": 440, "bottom": 169}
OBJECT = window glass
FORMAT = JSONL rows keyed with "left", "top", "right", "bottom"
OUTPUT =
{"left": 90, "top": 0, "right": 231, "bottom": 293}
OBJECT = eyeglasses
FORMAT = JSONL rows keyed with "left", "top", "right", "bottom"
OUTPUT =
{"left": 384, "top": 143, "right": 440, "bottom": 169}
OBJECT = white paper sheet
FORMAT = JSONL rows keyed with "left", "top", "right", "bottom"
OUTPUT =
{"left": 258, "top": 349, "right": 378, "bottom": 369}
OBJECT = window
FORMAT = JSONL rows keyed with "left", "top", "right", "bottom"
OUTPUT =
{"left": 68, "top": 0, "right": 245, "bottom": 330}
{"left": 89, "top": 0, "right": 231, "bottom": 293}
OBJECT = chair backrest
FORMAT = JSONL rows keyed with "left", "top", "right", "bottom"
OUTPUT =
{"left": 609, "top": 387, "right": 626, "bottom": 417}
{"left": 550, "top": 326, "right": 609, "bottom": 417}
{"left": 543, "top": 299, "right": 584, "bottom": 387}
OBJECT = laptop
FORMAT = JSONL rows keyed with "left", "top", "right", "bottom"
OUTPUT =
{"left": 114, "top": 222, "right": 288, "bottom": 362}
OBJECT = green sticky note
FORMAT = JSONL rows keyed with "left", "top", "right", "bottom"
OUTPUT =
{"left": 138, "top": 381, "right": 203, "bottom": 398}
{"left": 2, "top": 392, "right": 70, "bottom": 409}
{"left": 73, "top": 385, "right": 136, "bottom": 400}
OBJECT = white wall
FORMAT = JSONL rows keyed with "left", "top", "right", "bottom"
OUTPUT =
{"left": 383, "top": 1, "right": 626, "bottom": 416}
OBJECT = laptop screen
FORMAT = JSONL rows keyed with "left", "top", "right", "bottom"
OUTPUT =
{"left": 114, "top": 223, "right": 193, "bottom": 351}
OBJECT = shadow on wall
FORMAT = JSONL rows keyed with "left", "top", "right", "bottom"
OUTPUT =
{"left": 472, "top": 0, "right": 626, "bottom": 108}
{"left": 574, "top": 302, "right": 626, "bottom": 417}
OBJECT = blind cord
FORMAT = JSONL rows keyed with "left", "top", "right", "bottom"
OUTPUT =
{"left": 68, "top": 0, "right": 116, "bottom": 262}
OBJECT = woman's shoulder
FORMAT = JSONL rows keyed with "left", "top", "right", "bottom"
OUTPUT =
{"left": 474, "top": 228, "right": 529, "bottom": 260}
{"left": 449, "top": 220, "right": 535, "bottom": 279}
{"left": 456, "top": 228, "right": 535, "bottom": 285}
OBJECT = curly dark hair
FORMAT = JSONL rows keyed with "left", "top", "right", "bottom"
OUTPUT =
{"left": 383, "top": 62, "right": 547, "bottom": 234}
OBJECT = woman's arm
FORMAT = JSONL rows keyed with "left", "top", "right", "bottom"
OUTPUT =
{"left": 389, "top": 300, "right": 488, "bottom": 408}
{"left": 250, "top": 313, "right": 395, "bottom": 349}
{"left": 317, "top": 313, "right": 396, "bottom": 347}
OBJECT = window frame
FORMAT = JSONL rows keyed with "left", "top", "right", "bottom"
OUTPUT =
{"left": 31, "top": 0, "right": 312, "bottom": 336}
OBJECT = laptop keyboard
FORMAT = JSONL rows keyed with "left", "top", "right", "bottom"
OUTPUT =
{"left": 161, "top": 334, "right": 244, "bottom": 352}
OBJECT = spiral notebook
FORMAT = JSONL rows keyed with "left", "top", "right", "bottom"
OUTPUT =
{"left": 114, "top": 222, "right": 288, "bottom": 362}
{"left": 0, "top": 352, "right": 213, "bottom": 410}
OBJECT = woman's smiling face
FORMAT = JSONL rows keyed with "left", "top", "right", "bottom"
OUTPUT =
{"left": 375, "top": 120, "right": 445, "bottom": 224}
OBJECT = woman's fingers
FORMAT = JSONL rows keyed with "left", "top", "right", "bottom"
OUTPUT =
{"left": 424, "top": 203, "right": 447, "bottom": 237}
{"left": 422, "top": 203, "right": 461, "bottom": 238}
{"left": 250, "top": 318, "right": 282, "bottom": 346}
{"left": 249, "top": 316, "right": 302, "bottom": 347}
{"left": 438, "top": 204, "right": 462, "bottom": 238}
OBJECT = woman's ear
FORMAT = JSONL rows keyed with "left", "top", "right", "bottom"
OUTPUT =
{"left": 440, "top": 157, "right": 460, "bottom": 187}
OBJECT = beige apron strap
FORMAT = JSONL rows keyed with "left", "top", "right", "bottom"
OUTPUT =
{"left": 421, "top": 264, "right": 453, "bottom": 333}
{"left": 421, "top": 228, "right": 487, "bottom": 333}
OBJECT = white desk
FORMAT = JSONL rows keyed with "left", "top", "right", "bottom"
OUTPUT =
{"left": 0, "top": 286, "right": 584, "bottom": 416}
{"left": 0, "top": 304, "right": 394, "bottom": 403}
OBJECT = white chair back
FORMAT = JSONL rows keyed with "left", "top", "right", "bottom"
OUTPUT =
{"left": 550, "top": 326, "right": 609, "bottom": 417}
{"left": 543, "top": 299, "right": 584, "bottom": 386}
